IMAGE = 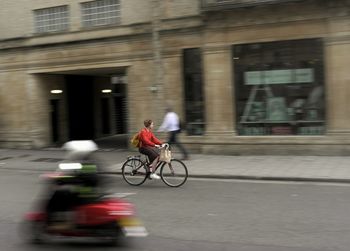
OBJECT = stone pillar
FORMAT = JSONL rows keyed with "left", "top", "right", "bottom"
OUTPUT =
{"left": 325, "top": 17, "right": 350, "bottom": 136}
{"left": 127, "top": 60, "right": 155, "bottom": 132}
{"left": 203, "top": 45, "right": 235, "bottom": 137}
{"left": 162, "top": 53, "right": 184, "bottom": 118}
{"left": 326, "top": 42, "right": 350, "bottom": 135}
{"left": 0, "top": 72, "right": 34, "bottom": 148}
{"left": 25, "top": 74, "right": 51, "bottom": 148}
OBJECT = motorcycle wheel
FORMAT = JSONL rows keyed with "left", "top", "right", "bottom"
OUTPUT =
{"left": 19, "top": 220, "right": 47, "bottom": 244}
{"left": 98, "top": 223, "right": 125, "bottom": 246}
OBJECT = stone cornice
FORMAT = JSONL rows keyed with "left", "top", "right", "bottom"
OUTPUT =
{"left": 201, "top": 0, "right": 304, "bottom": 11}
{"left": 203, "top": 44, "right": 231, "bottom": 54}
{"left": 0, "top": 51, "right": 153, "bottom": 73}
{"left": 201, "top": 0, "right": 349, "bottom": 29}
{"left": 0, "top": 37, "right": 197, "bottom": 72}
{"left": 325, "top": 34, "right": 350, "bottom": 45}
{"left": 0, "top": 16, "right": 203, "bottom": 52}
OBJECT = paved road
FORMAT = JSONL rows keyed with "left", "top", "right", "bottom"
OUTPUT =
{"left": 2, "top": 169, "right": 350, "bottom": 250}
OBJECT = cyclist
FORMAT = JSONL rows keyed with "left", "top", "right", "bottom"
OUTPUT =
{"left": 138, "top": 119, "right": 164, "bottom": 180}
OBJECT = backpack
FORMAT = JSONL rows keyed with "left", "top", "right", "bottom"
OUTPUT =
{"left": 130, "top": 132, "right": 140, "bottom": 148}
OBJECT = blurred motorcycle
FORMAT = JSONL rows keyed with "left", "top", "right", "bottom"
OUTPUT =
{"left": 20, "top": 141, "right": 147, "bottom": 245}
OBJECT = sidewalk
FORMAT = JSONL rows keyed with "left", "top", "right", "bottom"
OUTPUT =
{"left": 1, "top": 148, "right": 350, "bottom": 183}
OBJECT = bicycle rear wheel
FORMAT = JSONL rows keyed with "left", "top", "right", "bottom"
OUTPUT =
{"left": 160, "top": 159, "right": 188, "bottom": 187}
{"left": 122, "top": 158, "right": 148, "bottom": 186}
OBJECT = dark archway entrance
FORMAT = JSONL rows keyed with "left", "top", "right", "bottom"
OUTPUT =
{"left": 50, "top": 99, "right": 60, "bottom": 143}
{"left": 45, "top": 68, "right": 128, "bottom": 149}
{"left": 65, "top": 75, "right": 95, "bottom": 140}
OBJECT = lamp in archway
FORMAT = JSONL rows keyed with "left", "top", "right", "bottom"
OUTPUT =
{"left": 51, "top": 89, "right": 63, "bottom": 94}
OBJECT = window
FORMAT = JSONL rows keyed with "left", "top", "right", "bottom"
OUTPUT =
{"left": 81, "top": 0, "right": 121, "bottom": 28}
{"left": 183, "top": 48, "right": 206, "bottom": 135}
{"left": 233, "top": 39, "right": 325, "bottom": 136}
{"left": 34, "top": 5, "right": 69, "bottom": 33}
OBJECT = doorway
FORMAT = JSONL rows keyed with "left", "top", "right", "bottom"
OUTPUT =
{"left": 101, "top": 97, "right": 111, "bottom": 134}
{"left": 50, "top": 99, "right": 60, "bottom": 143}
{"left": 47, "top": 69, "right": 128, "bottom": 148}
{"left": 113, "top": 83, "right": 127, "bottom": 134}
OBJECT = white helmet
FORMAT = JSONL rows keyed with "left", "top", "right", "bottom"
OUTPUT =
{"left": 62, "top": 140, "right": 98, "bottom": 160}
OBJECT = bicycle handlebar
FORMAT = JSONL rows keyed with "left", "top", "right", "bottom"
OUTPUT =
{"left": 162, "top": 143, "right": 169, "bottom": 149}
{"left": 156, "top": 143, "right": 169, "bottom": 149}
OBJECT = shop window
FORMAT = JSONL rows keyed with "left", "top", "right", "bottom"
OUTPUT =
{"left": 233, "top": 39, "right": 325, "bottom": 136}
{"left": 183, "top": 48, "right": 206, "bottom": 135}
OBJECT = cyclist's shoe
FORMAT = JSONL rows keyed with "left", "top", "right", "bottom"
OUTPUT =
{"left": 150, "top": 173, "right": 161, "bottom": 180}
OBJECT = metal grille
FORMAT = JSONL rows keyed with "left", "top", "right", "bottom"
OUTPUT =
{"left": 81, "top": 0, "right": 121, "bottom": 28}
{"left": 34, "top": 5, "right": 69, "bottom": 33}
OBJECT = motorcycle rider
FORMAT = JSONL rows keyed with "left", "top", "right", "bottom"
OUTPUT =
{"left": 45, "top": 140, "right": 103, "bottom": 228}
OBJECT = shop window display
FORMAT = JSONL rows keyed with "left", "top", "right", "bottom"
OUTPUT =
{"left": 233, "top": 39, "right": 325, "bottom": 135}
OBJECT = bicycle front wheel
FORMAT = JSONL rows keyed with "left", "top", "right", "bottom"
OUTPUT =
{"left": 122, "top": 158, "right": 148, "bottom": 186}
{"left": 160, "top": 159, "right": 188, "bottom": 187}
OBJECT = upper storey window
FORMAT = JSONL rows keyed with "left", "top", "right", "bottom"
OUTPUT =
{"left": 34, "top": 5, "right": 69, "bottom": 33}
{"left": 81, "top": 0, "right": 121, "bottom": 28}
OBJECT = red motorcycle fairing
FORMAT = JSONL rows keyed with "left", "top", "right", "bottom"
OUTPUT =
{"left": 25, "top": 198, "right": 135, "bottom": 225}
{"left": 75, "top": 198, "right": 135, "bottom": 226}
{"left": 25, "top": 212, "right": 46, "bottom": 222}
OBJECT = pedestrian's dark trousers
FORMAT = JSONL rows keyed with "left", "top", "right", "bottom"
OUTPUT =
{"left": 168, "top": 130, "right": 188, "bottom": 158}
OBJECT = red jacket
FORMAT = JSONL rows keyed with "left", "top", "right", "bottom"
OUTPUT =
{"left": 139, "top": 128, "right": 162, "bottom": 147}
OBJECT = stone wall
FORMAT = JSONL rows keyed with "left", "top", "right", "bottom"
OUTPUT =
{"left": 1, "top": 0, "right": 350, "bottom": 154}
{"left": 0, "top": 0, "right": 200, "bottom": 40}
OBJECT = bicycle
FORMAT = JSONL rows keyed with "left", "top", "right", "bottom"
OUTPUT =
{"left": 121, "top": 144, "right": 188, "bottom": 187}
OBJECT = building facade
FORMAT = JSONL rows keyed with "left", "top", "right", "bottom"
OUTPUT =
{"left": 0, "top": 0, "right": 350, "bottom": 154}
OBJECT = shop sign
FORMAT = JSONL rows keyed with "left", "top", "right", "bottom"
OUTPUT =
{"left": 245, "top": 68, "right": 314, "bottom": 85}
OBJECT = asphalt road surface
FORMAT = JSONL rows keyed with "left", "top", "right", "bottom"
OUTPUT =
{"left": 1, "top": 169, "right": 350, "bottom": 251}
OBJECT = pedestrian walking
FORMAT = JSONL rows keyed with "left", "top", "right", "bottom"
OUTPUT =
{"left": 158, "top": 107, "right": 189, "bottom": 160}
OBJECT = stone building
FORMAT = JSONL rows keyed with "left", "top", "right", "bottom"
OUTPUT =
{"left": 0, "top": 0, "right": 350, "bottom": 154}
